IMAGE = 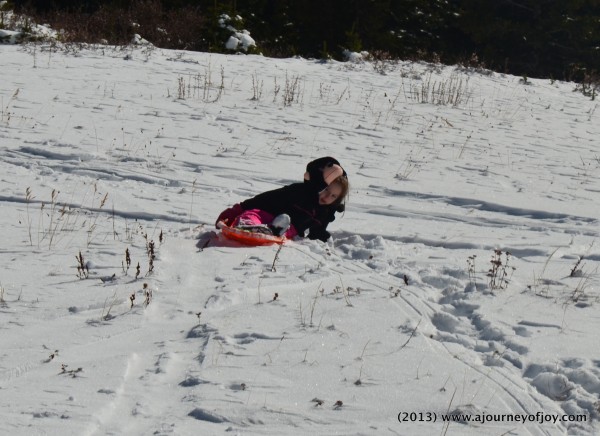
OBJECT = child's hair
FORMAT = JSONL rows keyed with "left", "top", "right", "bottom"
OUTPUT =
{"left": 331, "top": 174, "right": 349, "bottom": 209}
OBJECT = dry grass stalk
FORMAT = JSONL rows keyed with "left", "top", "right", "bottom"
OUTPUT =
{"left": 76, "top": 251, "right": 89, "bottom": 279}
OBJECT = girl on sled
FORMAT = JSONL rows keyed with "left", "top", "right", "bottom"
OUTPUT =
{"left": 215, "top": 157, "right": 349, "bottom": 242}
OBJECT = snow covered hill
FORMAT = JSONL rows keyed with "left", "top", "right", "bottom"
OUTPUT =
{"left": 1, "top": 43, "right": 599, "bottom": 435}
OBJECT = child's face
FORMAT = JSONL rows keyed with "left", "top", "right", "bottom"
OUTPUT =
{"left": 318, "top": 182, "right": 343, "bottom": 205}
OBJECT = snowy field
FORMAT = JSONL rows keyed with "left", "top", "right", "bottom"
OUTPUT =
{"left": 1, "top": 43, "right": 599, "bottom": 436}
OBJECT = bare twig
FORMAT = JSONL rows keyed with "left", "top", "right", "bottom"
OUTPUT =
{"left": 271, "top": 244, "right": 283, "bottom": 272}
{"left": 399, "top": 319, "right": 421, "bottom": 350}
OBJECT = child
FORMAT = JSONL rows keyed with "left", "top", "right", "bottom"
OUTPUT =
{"left": 215, "top": 157, "right": 349, "bottom": 242}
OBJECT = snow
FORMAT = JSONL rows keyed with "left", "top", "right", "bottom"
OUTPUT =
{"left": 219, "top": 14, "right": 256, "bottom": 52}
{"left": 131, "top": 34, "right": 151, "bottom": 46}
{"left": 0, "top": 8, "right": 59, "bottom": 44}
{"left": 343, "top": 49, "right": 370, "bottom": 62}
{"left": 0, "top": 28, "right": 20, "bottom": 44}
{"left": 0, "top": 41, "right": 599, "bottom": 436}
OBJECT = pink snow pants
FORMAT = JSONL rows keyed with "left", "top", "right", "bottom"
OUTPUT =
{"left": 233, "top": 209, "right": 298, "bottom": 239}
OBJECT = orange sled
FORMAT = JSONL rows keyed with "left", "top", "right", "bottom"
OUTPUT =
{"left": 217, "top": 221, "right": 285, "bottom": 246}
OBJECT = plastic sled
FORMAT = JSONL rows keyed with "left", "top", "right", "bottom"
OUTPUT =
{"left": 217, "top": 221, "right": 285, "bottom": 246}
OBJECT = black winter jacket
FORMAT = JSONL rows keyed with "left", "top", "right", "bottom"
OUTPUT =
{"left": 240, "top": 182, "right": 337, "bottom": 242}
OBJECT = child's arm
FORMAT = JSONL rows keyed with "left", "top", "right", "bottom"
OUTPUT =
{"left": 307, "top": 227, "right": 331, "bottom": 242}
{"left": 307, "top": 208, "right": 337, "bottom": 242}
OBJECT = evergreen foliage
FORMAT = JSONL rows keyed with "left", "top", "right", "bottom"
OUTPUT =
{"left": 10, "top": 0, "right": 600, "bottom": 80}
